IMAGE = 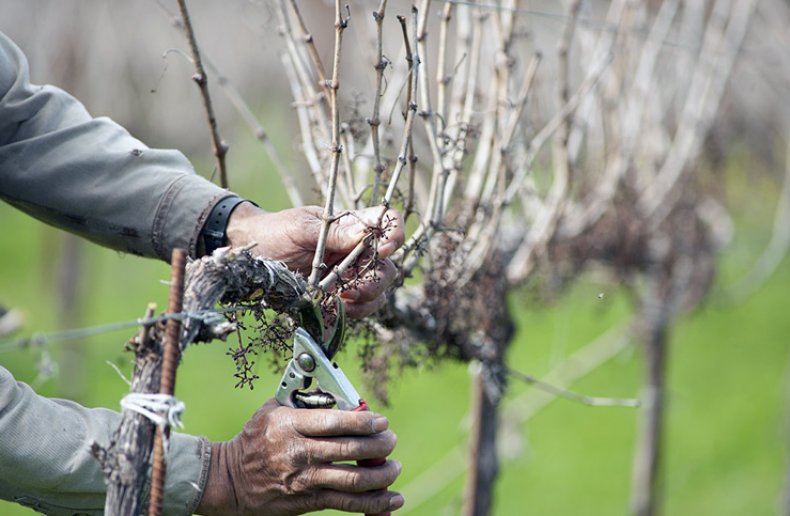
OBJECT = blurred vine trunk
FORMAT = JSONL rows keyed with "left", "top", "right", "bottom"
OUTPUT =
{"left": 785, "top": 341, "right": 790, "bottom": 516}
{"left": 56, "top": 234, "right": 86, "bottom": 399}
{"left": 53, "top": 25, "right": 88, "bottom": 399}
{"left": 786, "top": 363, "right": 790, "bottom": 516}
{"left": 631, "top": 275, "right": 671, "bottom": 516}
{"left": 464, "top": 257, "right": 514, "bottom": 516}
{"left": 465, "top": 361, "right": 504, "bottom": 516}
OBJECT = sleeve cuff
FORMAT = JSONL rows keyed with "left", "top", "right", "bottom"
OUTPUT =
{"left": 150, "top": 174, "right": 235, "bottom": 261}
{"left": 162, "top": 434, "right": 212, "bottom": 516}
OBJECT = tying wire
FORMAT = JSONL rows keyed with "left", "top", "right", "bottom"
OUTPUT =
{"left": 0, "top": 305, "right": 250, "bottom": 354}
{"left": 506, "top": 367, "right": 640, "bottom": 407}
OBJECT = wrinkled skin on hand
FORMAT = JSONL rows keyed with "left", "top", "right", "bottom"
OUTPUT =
{"left": 196, "top": 400, "right": 403, "bottom": 516}
{"left": 225, "top": 204, "right": 405, "bottom": 319}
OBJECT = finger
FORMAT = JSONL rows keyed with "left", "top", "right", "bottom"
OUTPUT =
{"left": 340, "top": 258, "right": 397, "bottom": 303}
{"left": 304, "top": 460, "right": 402, "bottom": 493}
{"left": 306, "top": 431, "right": 397, "bottom": 463}
{"left": 315, "top": 489, "right": 405, "bottom": 514}
{"left": 326, "top": 208, "right": 405, "bottom": 258}
{"left": 326, "top": 211, "right": 373, "bottom": 256}
{"left": 344, "top": 295, "right": 387, "bottom": 319}
{"left": 376, "top": 209, "right": 405, "bottom": 258}
{"left": 288, "top": 406, "right": 391, "bottom": 437}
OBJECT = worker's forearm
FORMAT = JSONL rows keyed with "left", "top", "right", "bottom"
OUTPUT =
{"left": 0, "top": 31, "right": 230, "bottom": 260}
{"left": 0, "top": 366, "right": 210, "bottom": 515}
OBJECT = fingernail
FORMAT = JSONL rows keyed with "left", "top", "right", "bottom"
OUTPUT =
{"left": 389, "top": 494, "right": 405, "bottom": 510}
{"left": 372, "top": 416, "right": 389, "bottom": 433}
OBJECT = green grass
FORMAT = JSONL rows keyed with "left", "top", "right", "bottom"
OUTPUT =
{"left": 1, "top": 158, "right": 788, "bottom": 515}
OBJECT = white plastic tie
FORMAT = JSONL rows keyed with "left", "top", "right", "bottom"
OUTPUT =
{"left": 120, "top": 393, "right": 186, "bottom": 430}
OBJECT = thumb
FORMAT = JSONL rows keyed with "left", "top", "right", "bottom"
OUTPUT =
{"left": 325, "top": 208, "right": 405, "bottom": 259}
{"left": 325, "top": 209, "right": 378, "bottom": 256}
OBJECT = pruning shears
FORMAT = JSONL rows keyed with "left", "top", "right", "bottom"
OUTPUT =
{"left": 275, "top": 297, "right": 358, "bottom": 410}
{"left": 275, "top": 297, "right": 389, "bottom": 516}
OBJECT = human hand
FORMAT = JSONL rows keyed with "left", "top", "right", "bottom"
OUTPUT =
{"left": 225, "top": 204, "right": 405, "bottom": 318}
{"left": 196, "top": 400, "right": 404, "bottom": 516}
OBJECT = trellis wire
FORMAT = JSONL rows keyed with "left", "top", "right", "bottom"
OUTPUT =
{"left": 0, "top": 306, "right": 248, "bottom": 354}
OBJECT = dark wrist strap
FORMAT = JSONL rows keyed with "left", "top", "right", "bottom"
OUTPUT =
{"left": 202, "top": 195, "right": 248, "bottom": 255}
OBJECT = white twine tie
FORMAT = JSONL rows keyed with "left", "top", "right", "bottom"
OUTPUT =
{"left": 120, "top": 393, "right": 186, "bottom": 430}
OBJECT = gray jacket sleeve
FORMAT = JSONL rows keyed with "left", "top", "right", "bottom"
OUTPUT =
{"left": 0, "top": 32, "right": 224, "bottom": 514}
{"left": 0, "top": 31, "right": 231, "bottom": 260}
{"left": 0, "top": 366, "right": 211, "bottom": 515}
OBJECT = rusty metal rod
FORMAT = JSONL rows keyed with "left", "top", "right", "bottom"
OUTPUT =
{"left": 148, "top": 248, "right": 187, "bottom": 516}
